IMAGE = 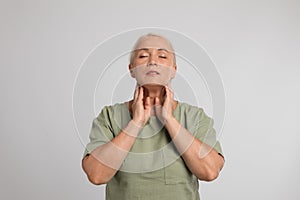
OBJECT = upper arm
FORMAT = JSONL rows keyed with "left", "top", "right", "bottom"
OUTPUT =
{"left": 83, "top": 107, "right": 114, "bottom": 158}
{"left": 188, "top": 107, "right": 224, "bottom": 159}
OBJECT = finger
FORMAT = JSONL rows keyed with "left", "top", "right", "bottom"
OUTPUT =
{"left": 159, "top": 86, "right": 166, "bottom": 100}
{"left": 163, "top": 86, "right": 173, "bottom": 110}
{"left": 144, "top": 96, "right": 151, "bottom": 108}
{"left": 133, "top": 87, "right": 139, "bottom": 101}
{"left": 138, "top": 87, "right": 144, "bottom": 102}
{"left": 164, "top": 86, "right": 170, "bottom": 100}
{"left": 165, "top": 86, "right": 174, "bottom": 100}
{"left": 154, "top": 97, "right": 160, "bottom": 105}
{"left": 154, "top": 97, "right": 161, "bottom": 116}
{"left": 169, "top": 86, "right": 174, "bottom": 94}
{"left": 170, "top": 88, "right": 174, "bottom": 100}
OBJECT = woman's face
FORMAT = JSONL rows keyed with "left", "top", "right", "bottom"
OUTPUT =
{"left": 134, "top": 48, "right": 174, "bottom": 67}
{"left": 129, "top": 36, "right": 176, "bottom": 86}
{"left": 131, "top": 36, "right": 175, "bottom": 68}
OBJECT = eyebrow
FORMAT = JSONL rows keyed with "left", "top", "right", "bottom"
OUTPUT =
{"left": 157, "top": 48, "right": 169, "bottom": 52}
{"left": 135, "top": 48, "right": 170, "bottom": 53}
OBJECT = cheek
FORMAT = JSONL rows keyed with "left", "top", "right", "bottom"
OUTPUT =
{"left": 134, "top": 59, "right": 147, "bottom": 66}
{"left": 160, "top": 56, "right": 174, "bottom": 66}
{"left": 160, "top": 59, "right": 173, "bottom": 66}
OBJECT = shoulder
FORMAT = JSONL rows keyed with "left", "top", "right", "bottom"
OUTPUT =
{"left": 178, "top": 102, "right": 204, "bottom": 115}
{"left": 96, "top": 102, "right": 127, "bottom": 120}
{"left": 177, "top": 102, "right": 213, "bottom": 123}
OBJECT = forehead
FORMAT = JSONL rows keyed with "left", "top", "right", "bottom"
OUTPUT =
{"left": 133, "top": 36, "right": 174, "bottom": 53}
{"left": 136, "top": 48, "right": 170, "bottom": 54}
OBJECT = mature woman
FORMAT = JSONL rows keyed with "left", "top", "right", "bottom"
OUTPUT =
{"left": 82, "top": 33, "right": 224, "bottom": 200}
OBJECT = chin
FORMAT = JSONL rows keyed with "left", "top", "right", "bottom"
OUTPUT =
{"left": 142, "top": 84, "right": 165, "bottom": 88}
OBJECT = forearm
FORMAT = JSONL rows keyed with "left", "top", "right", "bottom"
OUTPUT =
{"left": 82, "top": 120, "right": 141, "bottom": 185}
{"left": 165, "top": 117, "right": 224, "bottom": 181}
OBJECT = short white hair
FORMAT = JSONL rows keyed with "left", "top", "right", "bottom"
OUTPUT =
{"left": 129, "top": 33, "right": 176, "bottom": 65}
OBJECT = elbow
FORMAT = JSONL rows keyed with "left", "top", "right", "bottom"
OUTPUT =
{"left": 201, "top": 169, "right": 220, "bottom": 182}
{"left": 87, "top": 173, "right": 109, "bottom": 185}
{"left": 199, "top": 154, "right": 224, "bottom": 182}
{"left": 82, "top": 156, "right": 111, "bottom": 185}
{"left": 196, "top": 169, "right": 219, "bottom": 182}
{"left": 84, "top": 167, "right": 112, "bottom": 185}
{"left": 195, "top": 164, "right": 221, "bottom": 182}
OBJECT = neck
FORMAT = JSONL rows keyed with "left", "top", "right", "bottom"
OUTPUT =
{"left": 143, "top": 84, "right": 164, "bottom": 96}
{"left": 142, "top": 84, "right": 165, "bottom": 105}
{"left": 127, "top": 84, "right": 177, "bottom": 113}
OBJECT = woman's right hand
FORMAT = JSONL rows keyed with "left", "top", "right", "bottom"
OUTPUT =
{"left": 131, "top": 87, "right": 151, "bottom": 127}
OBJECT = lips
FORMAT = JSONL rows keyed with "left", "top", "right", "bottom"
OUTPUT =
{"left": 146, "top": 70, "right": 160, "bottom": 75}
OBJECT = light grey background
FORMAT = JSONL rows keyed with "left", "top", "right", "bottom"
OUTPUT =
{"left": 1, "top": 0, "right": 299, "bottom": 199}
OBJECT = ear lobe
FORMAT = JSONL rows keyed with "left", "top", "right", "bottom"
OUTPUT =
{"left": 130, "top": 69, "right": 135, "bottom": 78}
{"left": 129, "top": 64, "right": 135, "bottom": 78}
{"left": 170, "top": 65, "right": 177, "bottom": 79}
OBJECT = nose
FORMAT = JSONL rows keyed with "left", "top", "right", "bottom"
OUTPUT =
{"left": 148, "top": 54, "right": 158, "bottom": 66}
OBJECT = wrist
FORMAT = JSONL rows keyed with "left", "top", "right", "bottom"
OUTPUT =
{"left": 132, "top": 117, "right": 145, "bottom": 127}
{"left": 164, "top": 117, "right": 181, "bottom": 138}
{"left": 123, "top": 120, "right": 143, "bottom": 137}
{"left": 164, "top": 116, "right": 176, "bottom": 126}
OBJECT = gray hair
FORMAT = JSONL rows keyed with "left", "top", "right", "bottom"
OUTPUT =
{"left": 129, "top": 33, "right": 176, "bottom": 65}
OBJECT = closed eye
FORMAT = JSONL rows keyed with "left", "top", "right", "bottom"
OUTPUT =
{"left": 159, "top": 55, "right": 167, "bottom": 59}
{"left": 139, "top": 55, "right": 148, "bottom": 58}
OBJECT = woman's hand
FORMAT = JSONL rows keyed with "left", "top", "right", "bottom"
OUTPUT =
{"left": 155, "top": 86, "right": 175, "bottom": 123}
{"left": 131, "top": 87, "right": 151, "bottom": 127}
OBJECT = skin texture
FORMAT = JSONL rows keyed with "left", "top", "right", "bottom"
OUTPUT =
{"left": 82, "top": 36, "right": 224, "bottom": 185}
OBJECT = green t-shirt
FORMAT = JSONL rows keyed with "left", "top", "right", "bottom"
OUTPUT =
{"left": 84, "top": 102, "right": 223, "bottom": 200}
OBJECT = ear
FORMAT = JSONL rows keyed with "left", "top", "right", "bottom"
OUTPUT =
{"left": 170, "top": 64, "right": 177, "bottom": 79}
{"left": 129, "top": 64, "right": 135, "bottom": 78}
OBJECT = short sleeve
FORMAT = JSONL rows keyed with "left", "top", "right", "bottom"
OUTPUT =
{"left": 184, "top": 105, "right": 223, "bottom": 157}
{"left": 195, "top": 109, "right": 223, "bottom": 156}
{"left": 83, "top": 106, "right": 115, "bottom": 158}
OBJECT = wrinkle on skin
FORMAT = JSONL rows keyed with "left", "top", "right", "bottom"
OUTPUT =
{"left": 132, "top": 64, "right": 176, "bottom": 86}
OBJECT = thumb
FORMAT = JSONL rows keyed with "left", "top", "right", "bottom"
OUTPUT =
{"left": 154, "top": 97, "right": 160, "bottom": 105}
{"left": 144, "top": 97, "right": 153, "bottom": 117}
{"left": 144, "top": 96, "right": 151, "bottom": 108}
{"left": 154, "top": 97, "right": 162, "bottom": 114}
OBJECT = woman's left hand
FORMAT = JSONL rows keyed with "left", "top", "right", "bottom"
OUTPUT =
{"left": 154, "top": 86, "right": 175, "bottom": 123}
